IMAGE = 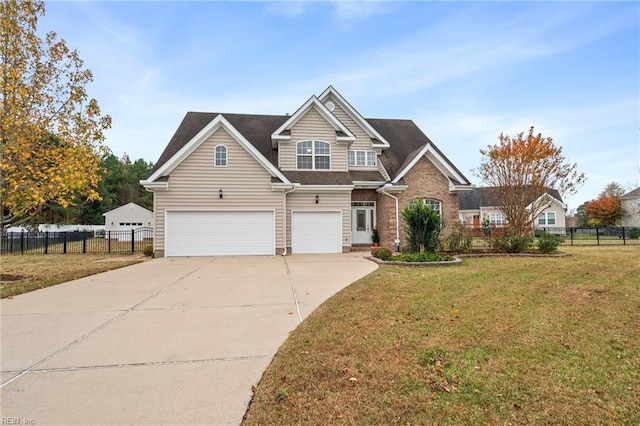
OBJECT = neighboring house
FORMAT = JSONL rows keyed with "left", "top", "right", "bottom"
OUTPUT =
{"left": 621, "top": 187, "right": 640, "bottom": 227}
{"left": 459, "top": 187, "right": 566, "bottom": 232}
{"left": 4, "top": 224, "right": 105, "bottom": 233}
{"left": 103, "top": 202, "right": 153, "bottom": 241}
{"left": 140, "top": 86, "right": 472, "bottom": 257}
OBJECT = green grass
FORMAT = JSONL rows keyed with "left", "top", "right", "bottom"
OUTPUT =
{"left": 1, "top": 254, "right": 145, "bottom": 298}
{"left": 243, "top": 246, "right": 640, "bottom": 425}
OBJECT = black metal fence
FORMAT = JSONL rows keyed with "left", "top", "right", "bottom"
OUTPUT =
{"left": 1, "top": 228, "right": 153, "bottom": 255}
{"left": 464, "top": 226, "right": 640, "bottom": 247}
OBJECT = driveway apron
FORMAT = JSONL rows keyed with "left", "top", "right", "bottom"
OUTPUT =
{"left": 1, "top": 253, "right": 377, "bottom": 425}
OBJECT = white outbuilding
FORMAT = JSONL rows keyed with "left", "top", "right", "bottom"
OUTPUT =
{"left": 103, "top": 203, "right": 153, "bottom": 241}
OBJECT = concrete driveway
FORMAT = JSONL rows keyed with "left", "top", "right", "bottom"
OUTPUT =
{"left": 1, "top": 253, "right": 377, "bottom": 425}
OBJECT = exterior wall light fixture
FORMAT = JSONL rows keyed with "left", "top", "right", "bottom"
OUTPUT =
{"left": 219, "top": 189, "right": 223, "bottom": 199}
{"left": 315, "top": 195, "right": 319, "bottom": 204}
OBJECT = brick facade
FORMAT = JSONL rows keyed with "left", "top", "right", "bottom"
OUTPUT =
{"left": 351, "top": 189, "right": 378, "bottom": 202}
{"left": 376, "top": 158, "right": 460, "bottom": 252}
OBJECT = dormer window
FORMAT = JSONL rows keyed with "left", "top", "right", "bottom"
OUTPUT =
{"left": 215, "top": 145, "right": 227, "bottom": 167}
{"left": 348, "top": 150, "right": 377, "bottom": 166}
{"left": 297, "top": 140, "right": 330, "bottom": 170}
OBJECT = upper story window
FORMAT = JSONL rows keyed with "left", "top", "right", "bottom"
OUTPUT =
{"left": 348, "top": 150, "right": 377, "bottom": 166}
{"left": 214, "top": 145, "right": 227, "bottom": 167}
{"left": 537, "top": 212, "right": 556, "bottom": 226}
{"left": 409, "top": 198, "right": 442, "bottom": 216}
{"left": 297, "top": 140, "right": 330, "bottom": 170}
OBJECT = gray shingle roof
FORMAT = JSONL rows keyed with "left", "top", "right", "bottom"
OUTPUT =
{"left": 366, "top": 118, "right": 470, "bottom": 183}
{"left": 280, "top": 171, "right": 353, "bottom": 186}
{"left": 459, "top": 187, "right": 564, "bottom": 210}
{"left": 349, "top": 171, "right": 386, "bottom": 182}
{"left": 149, "top": 112, "right": 471, "bottom": 187}
{"left": 621, "top": 187, "right": 640, "bottom": 199}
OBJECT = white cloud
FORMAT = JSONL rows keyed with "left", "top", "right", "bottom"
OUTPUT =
{"left": 38, "top": 1, "right": 638, "bottom": 209}
{"left": 265, "top": 1, "right": 310, "bottom": 18}
{"left": 330, "top": 0, "right": 394, "bottom": 21}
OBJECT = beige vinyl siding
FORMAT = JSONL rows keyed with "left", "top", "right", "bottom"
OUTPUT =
{"left": 326, "top": 97, "right": 373, "bottom": 151}
{"left": 537, "top": 204, "right": 566, "bottom": 228}
{"left": 286, "top": 191, "right": 351, "bottom": 249}
{"left": 326, "top": 97, "right": 379, "bottom": 171}
{"left": 622, "top": 198, "right": 640, "bottom": 227}
{"left": 279, "top": 106, "right": 347, "bottom": 171}
{"left": 153, "top": 127, "right": 282, "bottom": 253}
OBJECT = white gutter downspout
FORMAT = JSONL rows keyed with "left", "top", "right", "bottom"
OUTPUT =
{"left": 378, "top": 185, "right": 401, "bottom": 252}
{"left": 282, "top": 186, "right": 296, "bottom": 256}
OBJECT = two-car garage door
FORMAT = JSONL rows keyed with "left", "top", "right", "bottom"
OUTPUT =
{"left": 165, "top": 211, "right": 274, "bottom": 257}
{"left": 165, "top": 210, "right": 342, "bottom": 257}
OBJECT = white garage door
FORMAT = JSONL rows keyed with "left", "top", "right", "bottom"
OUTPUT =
{"left": 292, "top": 211, "right": 342, "bottom": 254}
{"left": 165, "top": 211, "right": 274, "bottom": 257}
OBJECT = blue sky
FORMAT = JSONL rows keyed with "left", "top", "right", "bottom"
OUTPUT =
{"left": 41, "top": 1, "right": 639, "bottom": 211}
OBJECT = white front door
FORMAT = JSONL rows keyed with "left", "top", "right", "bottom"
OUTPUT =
{"left": 351, "top": 203, "right": 376, "bottom": 244}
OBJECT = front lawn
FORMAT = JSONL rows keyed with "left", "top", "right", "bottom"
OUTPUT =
{"left": 244, "top": 246, "right": 640, "bottom": 425}
{"left": 1, "top": 254, "right": 145, "bottom": 298}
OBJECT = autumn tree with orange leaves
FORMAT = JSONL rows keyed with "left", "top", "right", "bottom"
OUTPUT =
{"left": 584, "top": 182, "right": 625, "bottom": 226}
{"left": 1, "top": 0, "right": 111, "bottom": 229}
{"left": 585, "top": 197, "right": 622, "bottom": 226}
{"left": 475, "top": 126, "right": 585, "bottom": 237}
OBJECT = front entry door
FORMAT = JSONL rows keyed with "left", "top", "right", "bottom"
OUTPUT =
{"left": 351, "top": 204, "right": 376, "bottom": 244}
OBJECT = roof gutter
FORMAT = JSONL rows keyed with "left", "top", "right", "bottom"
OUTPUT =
{"left": 281, "top": 185, "right": 297, "bottom": 256}
{"left": 139, "top": 180, "right": 169, "bottom": 191}
{"left": 377, "top": 184, "right": 401, "bottom": 252}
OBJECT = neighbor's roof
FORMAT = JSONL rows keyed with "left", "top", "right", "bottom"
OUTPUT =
{"left": 621, "top": 187, "right": 640, "bottom": 199}
{"left": 148, "top": 112, "right": 471, "bottom": 186}
{"left": 459, "top": 187, "right": 563, "bottom": 210}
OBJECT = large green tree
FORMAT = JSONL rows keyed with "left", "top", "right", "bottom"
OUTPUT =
{"left": 0, "top": 0, "right": 111, "bottom": 229}
{"left": 36, "top": 153, "right": 154, "bottom": 225}
{"left": 402, "top": 201, "right": 441, "bottom": 253}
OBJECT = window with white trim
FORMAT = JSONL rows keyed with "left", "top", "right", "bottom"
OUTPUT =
{"left": 348, "top": 150, "right": 377, "bottom": 166}
{"left": 490, "top": 213, "right": 507, "bottom": 225}
{"left": 537, "top": 212, "right": 556, "bottom": 226}
{"left": 214, "top": 145, "right": 227, "bottom": 167}
{"left": 297, "top": 140, "right": 330, "bottom": 170}
{"left": 409, "top": 198, "right": 442, "bottom": 216}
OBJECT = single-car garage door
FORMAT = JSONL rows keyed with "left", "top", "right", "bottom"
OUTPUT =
{"left": 292, "top": 211, "right": 342, "bottom": 254}
{"left": 165, "top": 211, "right": 274, "bottom": 257}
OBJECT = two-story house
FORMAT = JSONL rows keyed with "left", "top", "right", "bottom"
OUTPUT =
{"left": 141, "top": 86, "right": 472, "bottom": 257}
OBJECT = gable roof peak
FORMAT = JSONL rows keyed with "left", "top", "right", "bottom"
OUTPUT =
{"left": 318, "top": 86, "right": 391, "bottom": 149}
{"left": 144, "top": 114, "right": 290, "bottom": 186}
{"left": 270, "top": 94, "right": 355, "bottom": 146}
